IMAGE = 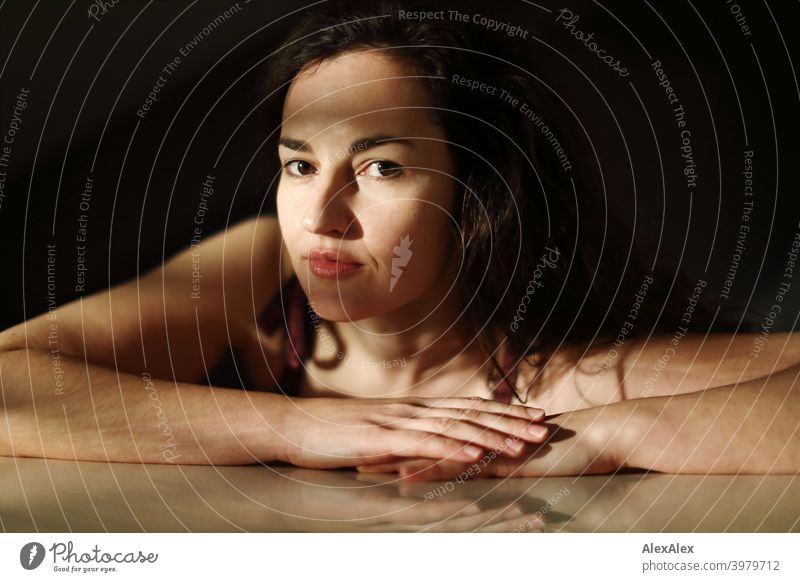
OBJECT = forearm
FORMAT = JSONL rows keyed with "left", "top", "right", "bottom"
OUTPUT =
{"left": 616, "top": 331, "right": 800, "bottom": 399}
{"left": 0, "top": 348, "right": 291, "bottom": 465}
{"left": 618, "top": 363, "right": 800, "bottom": 474}
{"left": 358, "top": 364, "right": 800, "bottom": 480}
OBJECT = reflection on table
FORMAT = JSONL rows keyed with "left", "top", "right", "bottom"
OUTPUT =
{"left": 1, "top": 457, "right": 797, "bottom": 532}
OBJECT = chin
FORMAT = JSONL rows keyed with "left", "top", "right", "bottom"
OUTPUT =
{"left": 300, "top": 284, "right": 364, "bottom": 318}
{"left": 306, "top": 298, "right": 373, "bottom": 322}
{"left": 303, "top": 285, "right": 407, "bottom": 322}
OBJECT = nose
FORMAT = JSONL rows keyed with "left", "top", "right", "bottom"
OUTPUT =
{"left": 302, "top": 173, "right": 356, "bottom": 236}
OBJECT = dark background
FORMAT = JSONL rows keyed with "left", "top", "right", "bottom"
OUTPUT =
{"left": 1, "top": 0, "right": 798, "bottom": 335}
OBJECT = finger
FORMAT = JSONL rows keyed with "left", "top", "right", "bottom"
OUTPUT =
{"left": 355, "top": 472, "right": 400, "bottom": 484}
{"left": 358, "top": 458, "right": 459, "bottom": 482}
{"left": 397, "top": 459, "right": 442, "bottom": 479}
{"left": 394, "top": 416, "right": 528, "bottom": 459}
{"left": 357, "top": 459, "right": 441, "bottom": 478}
{"left": 398, "top": 459, "right": 482, "bottom": 483}
{"left": 415, "top": 396, "right": 546, "bottom": 422}
{"left": 352, "top": 452, "right": 408, "bottom": 471}
{"left": 407, "top": 407, "right": 549, "bottom": 446}
{"left": 392, "top": 430, "right": 489, "bottom": 463}
{"left": 356, "top": 463, "right": 404, "bottom": 473}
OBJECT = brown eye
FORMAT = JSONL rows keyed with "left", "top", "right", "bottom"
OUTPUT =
{"left": 283, "top": 160, "right": 316, "bottom": 177}
{"left": 361, "top": 160, "right": 402, "bottom": 179}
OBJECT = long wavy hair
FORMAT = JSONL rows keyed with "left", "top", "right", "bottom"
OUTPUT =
{"left": 255, "top": 0, "right": 741, "bottom": 402}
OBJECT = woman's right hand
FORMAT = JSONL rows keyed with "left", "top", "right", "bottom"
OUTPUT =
{"left": 279, "top": 396, "right": 550, "bottom": 469}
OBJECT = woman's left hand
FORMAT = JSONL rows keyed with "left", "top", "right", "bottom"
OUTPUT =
{"left": 356, "top": 405, "right": 628, "bottom": 481}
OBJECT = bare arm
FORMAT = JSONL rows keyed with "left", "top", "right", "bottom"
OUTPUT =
{"left": 505, "top": 360, "right": 800, "bottom": 475}
{"left": 0, "top": 346, "right": 555, "bottom": 467}
{"left": 615, "top": 331, "right": 800, "bottom": 398}
{"left": 0, "top": 214, "right": 552, "bottom": 467}
{"left": 501, "top": 362, "right": 800, "bottom": 475}
{"left": 0, "top": 215, "right": 293, "bottom": 384}
{"left": 618, "top": 361, "right": 800, "bottom": 474}
{"left": 0, "top": 215, "right": 294, "bottom": 463}
{"left": 0, "top": 348, "right": 290, "bottom": 464}
{"left": 534, "top": 331, "right": 800, "bottom": 412}
{"left": 361, "top": 361, "right": 800, "bottom": 479}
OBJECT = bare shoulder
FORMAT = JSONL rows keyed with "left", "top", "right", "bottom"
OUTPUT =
{"left": 0, "top": 214, "right": 296, "bottom": 385}
{"left": 190, "top": 215, "right": 294, "bottom": 319}
{"left": 519, "top": 331, "right": 800, "bottom": 414}
{"left": 244, "top": 215, "right": 294, "bottom": 284}
{"left": 514, "top": 340, "right": 626, "bottom": 414}
{"left": 221, "top": 215, "right": 296, "bottom": 391}
{"left": 512, "top": 345, "right": 569, "bottom": 411}
{"left": 196, "top": 214, "right": 293, "bottom": 288}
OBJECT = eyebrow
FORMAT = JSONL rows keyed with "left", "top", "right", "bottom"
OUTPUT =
{"left": 278, "top": 134, "right": 417, "bottom": 154}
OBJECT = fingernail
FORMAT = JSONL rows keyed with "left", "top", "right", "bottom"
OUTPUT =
{"left": 464, "top": 445, "right": 483, "bottom": 457}
{"left": 527, "top": 424, "right": 548, "bottom": 438}
{"left": 507, "top": 439, "right": 524, "bottom": 452}
{"left": 504, "top": 507, "right": 524, "bottom": 519}
{"left": 527, "top": 407, "right": 545, "bottom": 418}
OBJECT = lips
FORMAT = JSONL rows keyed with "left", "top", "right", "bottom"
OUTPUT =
{"left": 307, "top": 248, "right": 363, "bottom": 264}
{"left": 305, "top": 248, "right": 363, "bottom": 280}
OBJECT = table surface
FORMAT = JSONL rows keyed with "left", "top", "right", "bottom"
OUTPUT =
{"left": 1, "top": 457, "right": 797, "bottom": 532}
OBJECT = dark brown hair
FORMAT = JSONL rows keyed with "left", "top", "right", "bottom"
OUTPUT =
{"left": 256, "top": 0, "right": 743, "bottom": 402}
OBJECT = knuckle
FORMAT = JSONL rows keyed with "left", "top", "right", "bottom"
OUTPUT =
{"left": 389, "top": 402, "right": 416, "bottom": 417}
{"left": 495, "top": 435, "right": 515, "bottom": 450}
{"left": 461, "top": 407, "right": 482, "bottom": 419}
{"left": 433, "top": 417, "right": 455, "bottom": 431}
{"left": 514, "top": 419, "right": 532, "bottom": 433}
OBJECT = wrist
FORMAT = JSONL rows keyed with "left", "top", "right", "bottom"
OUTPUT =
{"left": 600, "top": 398, "right": 659, "bottom": 471}
{"left": 561, "top": 405, "right": 621, "bottom": 473}
{"left": 563, "top": 401, "right": 640, "bottom": 473}
{"left": 252, "top": 392, "right": 298, "bottom": 463}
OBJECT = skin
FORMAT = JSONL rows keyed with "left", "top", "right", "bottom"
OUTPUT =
{"left": 2, "top": 50, "right": 796, "bottom": 477}
{"left": 358, "top": 362, "right": 800, "bottom": 480}
{"left": 0, "top": 49, "right": 552, "bottom": 468}
{"left": 272, "top": 49, "right": 800, "bottom": 480}
{"left": 276, "top": 50, "right": 496, "bottom": 399}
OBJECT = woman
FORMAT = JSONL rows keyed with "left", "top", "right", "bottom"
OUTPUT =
{"left": 251, "top": 0, "right": 800, "bottom": 480}
{"left": 1, "top": 0, "right": 798, "bottom": 480}
{"left": 0, "top": 2, "right": 549, "bottom": 470}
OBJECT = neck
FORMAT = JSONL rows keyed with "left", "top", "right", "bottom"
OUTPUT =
{"left": 318, "top": 263, "right": 488, "bottom": 389}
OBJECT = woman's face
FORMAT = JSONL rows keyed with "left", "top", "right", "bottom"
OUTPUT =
{"left": 277, "top": 50, "right": 460, "bottom": 321}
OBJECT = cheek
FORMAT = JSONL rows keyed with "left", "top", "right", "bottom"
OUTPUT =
{"left": 276, "top": 191, "right": 310, "bottom": 278}
{"left": 361, "top": 197, "right": 457, "bottom": 287}
{"left": 276, "top": 185, "right": 300, "bottom": 241}
{"left": 275, "top": 181, "right": 291, "bottom": 221}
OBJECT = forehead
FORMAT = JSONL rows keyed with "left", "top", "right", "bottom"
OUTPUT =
{"left": 281, "top": 50, "right": 442, "bottom": 138}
